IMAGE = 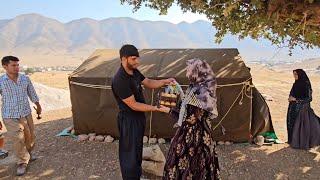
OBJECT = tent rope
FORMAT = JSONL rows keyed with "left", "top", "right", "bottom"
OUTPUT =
{"left": 70, "top": 78, "right": 253, "bottom": 135}
{"left": 211, "top": 79, "right": 253, "bottom": 132}
{"left": 69, "top": 81, "right": 112, "bottom": 89}
{"left": 69, "top": 77, "right": 253, "bottom": 89}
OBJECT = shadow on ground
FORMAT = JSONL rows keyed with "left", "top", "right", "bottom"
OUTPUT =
{"left": 0, "top": 117, "right": 319, "bottom": 180}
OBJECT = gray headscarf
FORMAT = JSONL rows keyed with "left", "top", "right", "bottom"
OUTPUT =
{"left": 177, "top": 58, "right": 218, "bottom": 126}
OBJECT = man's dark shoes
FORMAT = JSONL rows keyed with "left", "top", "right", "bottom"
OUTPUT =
{"left": 16, "top": 163, "right": 27, "bottom": 176}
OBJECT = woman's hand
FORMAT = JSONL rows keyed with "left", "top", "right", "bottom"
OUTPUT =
{"left": 288, "top": 96, "right": 296, "bottom": 102}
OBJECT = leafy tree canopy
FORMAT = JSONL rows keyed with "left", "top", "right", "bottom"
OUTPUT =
{"left": 121, "top": 0, "right": 320, "bottom": 53}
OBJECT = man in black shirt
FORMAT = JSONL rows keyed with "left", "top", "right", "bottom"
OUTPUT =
{"left": 112, "top": 45, "right": 172, "bottom": 180}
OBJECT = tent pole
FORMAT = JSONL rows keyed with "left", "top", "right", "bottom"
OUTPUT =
{"left": 148, "top": 89, "right": 155, "bottom": 145}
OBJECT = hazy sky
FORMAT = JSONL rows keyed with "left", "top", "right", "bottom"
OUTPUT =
{"left": 0, "top": 0, "right": 208, "bottom": 23}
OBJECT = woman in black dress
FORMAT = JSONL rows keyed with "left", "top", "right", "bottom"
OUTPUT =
{"left": 287, "top": 69, "right": 320, "bottom": 149}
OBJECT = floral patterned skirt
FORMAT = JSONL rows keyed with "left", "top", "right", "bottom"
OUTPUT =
{"left": 163, "top": 120, "right": 221, "bottom": 180}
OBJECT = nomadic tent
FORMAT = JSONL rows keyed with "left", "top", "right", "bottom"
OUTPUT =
{"left": 69, "top": 49, "right": 275, "bottom": 142}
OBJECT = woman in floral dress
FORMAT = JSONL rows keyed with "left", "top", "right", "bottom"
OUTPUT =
{"left": 162, "top": 59, "right": 221, "bottom": 180}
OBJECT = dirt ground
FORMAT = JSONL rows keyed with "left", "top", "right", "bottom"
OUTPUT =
{"left": 250, "top": 65, "right": 320, "bottom": 141}
{"left": 1, "top": 66, "right": 320, "bottom": 180}
{"left": 29, "top": 71, "right": 72, "bottom": 90}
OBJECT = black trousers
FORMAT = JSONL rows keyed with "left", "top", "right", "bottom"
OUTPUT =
{"left": 118, "top": 111, "right": 146, "bottom": 180}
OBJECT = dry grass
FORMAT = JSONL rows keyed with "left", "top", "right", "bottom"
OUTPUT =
{"left": 29, "top": 71, "right": 71, "bottom": 90}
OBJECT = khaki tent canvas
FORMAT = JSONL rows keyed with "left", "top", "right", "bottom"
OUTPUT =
{"left": 69, "top": 49, "right": 275, "bottom": 142}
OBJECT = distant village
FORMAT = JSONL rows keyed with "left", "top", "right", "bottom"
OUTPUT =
{"left": 0, "top": 66, "right": 76, "bottom": 75}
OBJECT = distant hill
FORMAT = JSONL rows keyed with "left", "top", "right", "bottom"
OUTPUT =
{"left": 0, "top": 13, "right": 319, "bottom": 66}
{"left": 0, "top": 14, "right": 214, "bottom": 54}
{"left": 271, "top": 58, "right": 320, "bottom": 72}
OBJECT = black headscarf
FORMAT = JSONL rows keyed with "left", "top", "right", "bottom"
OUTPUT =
{"left": 290, "top": 69, "right": 312, "bottom": 99}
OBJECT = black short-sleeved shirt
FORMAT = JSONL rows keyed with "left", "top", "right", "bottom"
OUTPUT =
{"left": 112, "top": 65, "right": 146, "bottom": 113}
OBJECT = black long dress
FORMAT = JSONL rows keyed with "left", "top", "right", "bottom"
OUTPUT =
{"left": 286, "top": 87, "right": 310, "bottom": 144}
{"left": 287, "top": 85, "right": 320, "bottom": 149}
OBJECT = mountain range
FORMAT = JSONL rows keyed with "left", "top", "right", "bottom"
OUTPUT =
{"left": 0, "top": 13, "right": 319, "bottom": 65}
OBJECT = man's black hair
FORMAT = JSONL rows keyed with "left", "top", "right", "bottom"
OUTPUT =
{"left": 119, "top": 44, "right": 139, "bottom": 59}
{"left": 1, "top": 56, "right": 19, "bottom": 66}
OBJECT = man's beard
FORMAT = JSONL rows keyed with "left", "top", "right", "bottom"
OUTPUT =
{"left": 127, "top": 61, "right": 138, "bottom": 70}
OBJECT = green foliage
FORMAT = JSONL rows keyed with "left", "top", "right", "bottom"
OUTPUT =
{"left": 120, "top": 0, "right": 320, "bottom": 53}
{"left": 25, "top": 68, "right": 35, "bottom": 75}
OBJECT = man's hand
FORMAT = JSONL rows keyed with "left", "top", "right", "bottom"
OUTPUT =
{"left": 156, "top": 105, "right": 170, "bottom": 113}
{"left": 142, "top": 78, "right": 177, "bottom": 89}
{"left": 34, "top": 102, "right": 42, "bottom": 120}
{"left": 35, "top": 104, "right": 42, "bottom": 115}
{"left": 162, "top": 78, "right": 176, "bottom": 86}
